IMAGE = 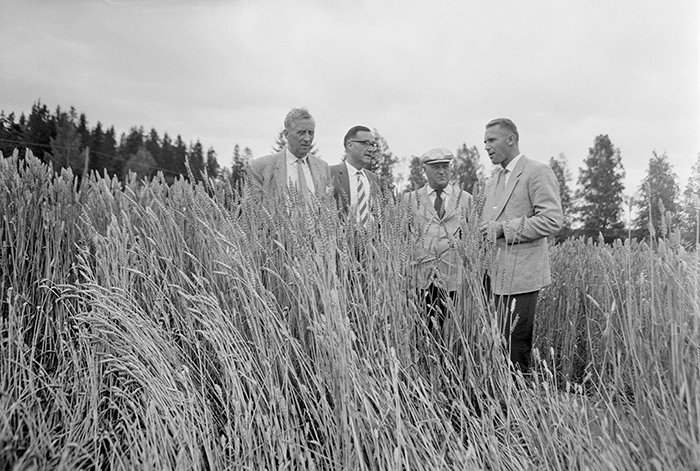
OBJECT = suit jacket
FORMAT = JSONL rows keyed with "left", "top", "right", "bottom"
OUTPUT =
{"left": 248, "top": 150, "right": 332, "bottom": 202}
{"left": 404, "top": 184, "right": 472, "bottom": 292}
{"left": 482, "top": 155, "right": 563, "bottom": 295}
{"left": 330, "top": 161, "right": 381, "bottom": 216}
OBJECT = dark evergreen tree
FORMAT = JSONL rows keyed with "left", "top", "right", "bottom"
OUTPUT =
{"left": 0, "top": 111, "right": 26, "bottom": 157}
{"left": 366, "top": 129, "right": 398, "bottom": 194}
{"left": 452, "top": 144, "right": 483, "bottom": 194}
{"left": 406, "top": 155, "right": 426, "bottom": 191}
{"left": 25, "top": 101, "right": 56, "bottom": 162}
{"left": 549, "top": 153, "right": 574, "bottom": 240}
{"left": 49, "top": 108, "right": 85, "bottom": 175}
{"left": 633, "top": 151, "right": 679, "bottom": 240}
{"left": 679, "top": 154, "right": 700, "bottom": 248}
{"left": 230, "top": 143, "right": 250, "bottom": 194}
{"left": 205, "top": 146, "right": 220, "bottom": 179}
{"left": 187, "top": 140, "right": 205, "bottom": 181}
{"left": 575, "top": 135, "right": 626, "bottom": 242}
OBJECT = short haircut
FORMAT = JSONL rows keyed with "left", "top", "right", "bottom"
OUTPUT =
{"left": 343, "top": 125, "right": 371, "bottom": 147}
{"left": 284, "top": 108, "right": 314, "bottom": 130}
{"left": 486, "top": 118, "right": 519, "bottom": 143}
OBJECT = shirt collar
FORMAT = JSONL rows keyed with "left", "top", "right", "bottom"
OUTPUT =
{"left": 345, "top": 161, "right": 364, "bottom": 177}
{"left": 428, "top": 184, "right": 452, "bottom": 196}
{"left": 286, "top": 148, "right": 306, "bottom": 164}
{"left": 504, "top": 153, "right": 523, "bottom": 173}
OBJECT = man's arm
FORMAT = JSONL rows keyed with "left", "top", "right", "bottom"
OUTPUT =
{"left": 501, "top": 165, "right": 563, "bottom": 244}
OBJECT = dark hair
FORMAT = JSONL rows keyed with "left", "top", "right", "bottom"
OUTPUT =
{"left": 486, "top": 118, "right": 519, "bottom": 143}
{"left": 343, "top": 125, "right": 371, "bottom": 147}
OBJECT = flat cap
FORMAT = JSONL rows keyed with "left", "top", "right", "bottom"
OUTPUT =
{"left": 420, "top": 148, "right": 454, "bottom": 165}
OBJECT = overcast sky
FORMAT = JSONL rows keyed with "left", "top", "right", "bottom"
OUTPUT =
{"left": 1, "top": 0, "right": 698, "bottom": 194}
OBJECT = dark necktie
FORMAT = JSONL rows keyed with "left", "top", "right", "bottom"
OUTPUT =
{"left": 434, "top": 189, "right": 445, "bottom": 219}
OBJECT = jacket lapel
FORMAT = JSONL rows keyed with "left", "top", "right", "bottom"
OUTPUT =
{"left": 493, "top": 156, "right": 527, "bottom": 218}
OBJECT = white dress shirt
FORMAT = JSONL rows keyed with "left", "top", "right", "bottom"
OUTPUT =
{"left": 428, "top": 184, "right": 453, "bottom": 214}
{"left": 503, "top": 153, "right": 523, "bottom": 187}
{"left": 345, "top": 161, "right": 369, "bottom": 208}
{"left": 286, "top": 148, "right": 315, "bottom": 193}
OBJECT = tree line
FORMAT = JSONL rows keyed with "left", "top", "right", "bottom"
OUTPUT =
{"left": 1, "top": 100, "right": 698, "bottom": 247}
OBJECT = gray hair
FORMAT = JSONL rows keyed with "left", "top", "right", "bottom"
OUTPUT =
{"left": 486, "top": 118, "right": 519, "bottom": 143}
{"left": 284, "top": 107, "right": 314, "bottom": 130}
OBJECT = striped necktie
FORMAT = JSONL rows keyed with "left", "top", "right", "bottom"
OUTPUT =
{"left": 357, "top": 172, "right": 369, "bottom": 225}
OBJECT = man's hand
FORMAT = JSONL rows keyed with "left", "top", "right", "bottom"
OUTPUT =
{"left": 480, "top": 220, "right": 504, "bottom": 240}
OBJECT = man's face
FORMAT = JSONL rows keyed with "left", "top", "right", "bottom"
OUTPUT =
{"left": 423, "top": 162, "right": 451, "bottom": 190}
{"left": 484, "top": 124, "right": 515, "bottom": 168}
{"left": 346, "top": 130, "right": 377, "bottom": 169}
{"left": 284, "top": 118, "right": 315, "bottom": 158}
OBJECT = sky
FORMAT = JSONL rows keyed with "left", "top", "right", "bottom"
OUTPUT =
{"left": 1, "top": 0, "right": 698, "bottom": 195}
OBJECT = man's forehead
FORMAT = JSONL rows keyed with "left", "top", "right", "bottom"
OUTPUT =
{"left": 290, "top": 118, "right": 315, "bottom": 130}
{"left": 355, "top": 130, "right": 375, "bottom": 140}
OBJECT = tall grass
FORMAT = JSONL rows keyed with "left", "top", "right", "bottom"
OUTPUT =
{"left": 1, "top": 151, "right": 698, "bottom": 470}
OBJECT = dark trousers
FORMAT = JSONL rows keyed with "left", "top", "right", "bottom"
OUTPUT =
{"left": 484, "top": 276, "right": 538, "bottom": 373}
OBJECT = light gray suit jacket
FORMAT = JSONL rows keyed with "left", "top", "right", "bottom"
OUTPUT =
{"left": 404, "top": 184, "right": 472, "bottom": 292}
{"left": 248, "top": 150, "right": 332, "bottom": 202}
{"left": 482, "top": 155, "right": 563, "bottom": 295}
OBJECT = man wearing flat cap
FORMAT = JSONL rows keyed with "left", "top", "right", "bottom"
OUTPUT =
{"left": 405, "top": 148, "right": 473, "bottom": 334}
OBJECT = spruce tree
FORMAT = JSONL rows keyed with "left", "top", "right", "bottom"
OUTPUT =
{"left": 575, "top": 135, "right": 626, "bottom": 242}
{"left": 633, "top": 151, "right": 679, "bottom": 240}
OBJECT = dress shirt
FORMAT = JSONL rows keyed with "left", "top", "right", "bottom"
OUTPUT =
{"left": 428, "top": 184, "right": 453, "bottom": 214}
{"left": 345, "top": 161, "right": 369, "bottom": 208}
{"left": 503, "top": 153, "right": 523, "bottom": 187}
{"left": 286, "top": 148, "right": 315, "bottom": 193}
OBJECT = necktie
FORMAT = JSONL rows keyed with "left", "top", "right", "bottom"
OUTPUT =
{"left": 357, "top": 172, "right": 369, "bottom": 225}
{"left": 502, "top": 168, "right": 509, "bottom": 191}
{"left": 296, "top": 158, "right": 309, "bottom": 200}
{"left": 434, "top": 188, "right": 445, "bottom": 219}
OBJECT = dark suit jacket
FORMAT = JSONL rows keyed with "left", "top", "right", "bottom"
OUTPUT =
{"left": 481, "top": 155, "right": 563, "bottom": 295}
{"left": 330, "top": 161, "right": 381, "bottom": 216}
{"left": 249, "top": 150, "right": 331, "bottom": 202}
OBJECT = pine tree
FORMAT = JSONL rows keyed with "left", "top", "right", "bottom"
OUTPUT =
{"left": 575, "top": 135, "right": 626, "bottom": 242}
{"left": 452, "top": 144, "right": 483, "bottom": 194}
{"left": 49, "top": 108, "right": 84, "bottom": 175}
{"left": 230, "top": 143, "right": 250, "bottom": 194}
{"left": 679, "top": 154, "right": 700, "bottom": 248}
{"left": 633, "top": 151, "right": 679, "bottom": 240}
{"left": 272, "top": 129, "right": 287, "bottom": 153}
{"left": 187, "top": 140, "right": 205, "bottom": 181}
{"left": 0, "top": 111, "right": 26, "bottom": 157}
{"left": 549, "top": 153, "right": 574, "bottom": 236}
{"left": 25, "top": 101, "right": 56, "bottom": 162}
{"left": 205, "top": 146, "right": 220, "bottom": 179}
{"left": 406, "top": 156, "right": 426, "bottom": 191}
{"left": 366, "top": 129, "right": 398, "bottom": 194}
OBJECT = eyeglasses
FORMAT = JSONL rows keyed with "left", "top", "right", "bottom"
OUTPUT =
{"left": 348, "top": 140, "right": 379, "bottom": 149}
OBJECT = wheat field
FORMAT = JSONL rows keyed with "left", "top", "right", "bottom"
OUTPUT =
{"left": 1, "top": 151, "right": 698, "bottom": 470}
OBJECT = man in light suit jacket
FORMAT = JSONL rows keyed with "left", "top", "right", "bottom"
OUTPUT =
{"left": 405, "top": 148, "right": 473, "bottom": 332}
{"left": 480, "top": 118, "right": 563, "bottom": 372}
{"left": 330, "top": 125, "right": 381, "bottom": 223}
{"left": 249, "top": 107, "right": 331, "bottom": 204}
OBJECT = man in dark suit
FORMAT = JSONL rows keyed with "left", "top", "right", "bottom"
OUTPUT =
{"left": 480, "top": 118, "right": 563, "bottom": 373}
{"left": 405, "top": 148, "right": 472, "bottom": 332}
{"left": 330, "top": 125, "right": 381, "bottom": 224}
{"left": 249, "top": 107, "right": 331, "bottom": 203}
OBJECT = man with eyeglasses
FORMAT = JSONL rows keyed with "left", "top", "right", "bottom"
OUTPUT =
{"left": 249, "top": 107, "right": 331, "bottom": 204}
{"left": 330, "top": 125, "right": 381, "bottom": 224}
{"left": 405, "top": 148, "right": 472, "bottom": 336}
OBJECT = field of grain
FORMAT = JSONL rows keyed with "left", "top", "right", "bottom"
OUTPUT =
{"left": 1, "top": 151, "right": 698, "bottom": 470}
